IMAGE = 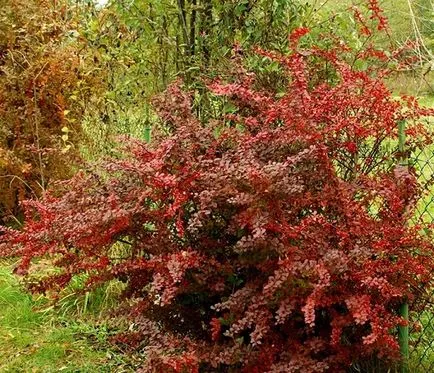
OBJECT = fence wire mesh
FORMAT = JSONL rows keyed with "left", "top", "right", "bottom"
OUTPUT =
{"left": 407, "top": 140, "right": 434, "bottom": 372}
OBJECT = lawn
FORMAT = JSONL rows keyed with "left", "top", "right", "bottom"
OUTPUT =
{"left": 0, "top": 261, "right": 135, "bottom": 373}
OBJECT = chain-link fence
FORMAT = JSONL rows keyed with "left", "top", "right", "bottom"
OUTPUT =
{"left": 389, "top": 110, "right": 434, "bottom": 373}
{"left": 406, "top": 140, "right": 434, "bottom": 372}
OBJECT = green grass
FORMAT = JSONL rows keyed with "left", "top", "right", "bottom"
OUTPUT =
{"left": 0, "top": 262, "right": 134, "bottom": 373}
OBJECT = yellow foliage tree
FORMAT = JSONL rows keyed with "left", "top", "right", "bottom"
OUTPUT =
{"left": 0, "top": 0, "right": 101, "bottom": 224}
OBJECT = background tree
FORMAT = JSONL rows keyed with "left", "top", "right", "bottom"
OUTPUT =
{"left": 0, "top": 0, "right": 103, "bottom": 225}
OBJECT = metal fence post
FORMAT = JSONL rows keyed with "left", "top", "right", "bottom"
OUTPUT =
{"left": 397, "top": 120, "right": 409, "bottom": 373}
{"left": 399, "top": 302, "right": 409, "bottom": 373}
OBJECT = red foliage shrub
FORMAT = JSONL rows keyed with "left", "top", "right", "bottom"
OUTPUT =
{"left": 2, "top": 23, "right": 434, "bottom": 373}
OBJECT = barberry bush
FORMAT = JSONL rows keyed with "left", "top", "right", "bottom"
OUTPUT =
{"left": 2, "top": 9, "right": 434, "bottom": 373}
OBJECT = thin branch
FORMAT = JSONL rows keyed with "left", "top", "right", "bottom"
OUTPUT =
{"left": 117, "top": 238, "right": 132, "bottom": 246}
